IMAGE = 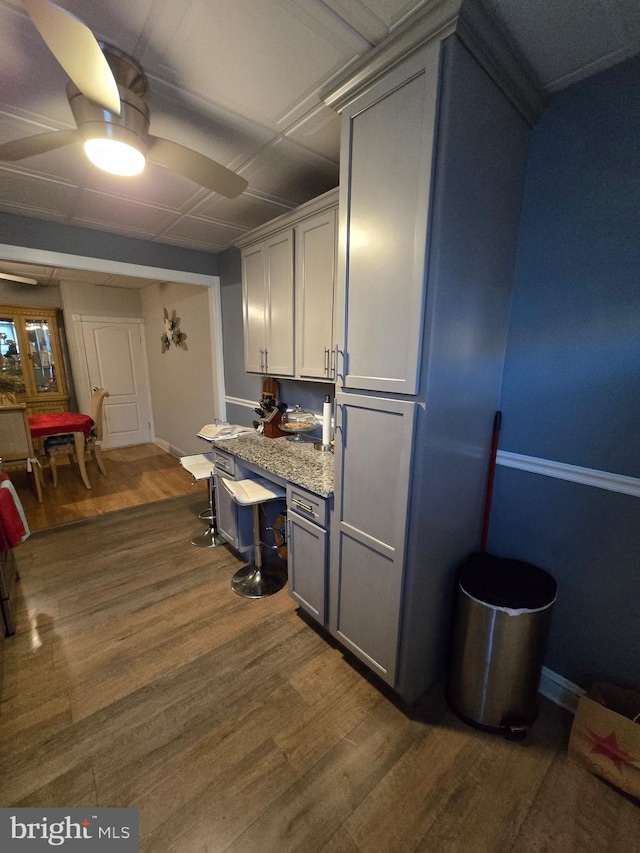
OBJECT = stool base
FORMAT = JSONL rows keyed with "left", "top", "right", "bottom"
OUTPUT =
{"left": 190, "top": 527, "right": 226, "bottom": 548}
{"left": 231, "top": 563, "right": 287, "bottom": 599}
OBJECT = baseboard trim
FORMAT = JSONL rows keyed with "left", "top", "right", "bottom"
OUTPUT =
{"left": 496, "top": 450, "right": 640, "bottom": 498}
{"left": 539, "top": 666, "right": 584, "bottom": 714}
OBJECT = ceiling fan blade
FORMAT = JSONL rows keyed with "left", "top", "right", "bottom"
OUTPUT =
{"left": 148, "top": 136, "right": 248, "bottom": 199}
{"left": 22, "top": 0, "right": 121, "bottom": 115}
{"left": 0, "top": 129, "right": 80, "bottom": 161}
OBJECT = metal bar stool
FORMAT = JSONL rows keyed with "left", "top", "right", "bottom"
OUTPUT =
{"left": 221, "top": 476, "right": 286, "bottom": 598}
{"left": 180, "top": 453, "right": 225, "bottom": 548}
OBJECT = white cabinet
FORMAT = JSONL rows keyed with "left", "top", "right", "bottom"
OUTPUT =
{"left": 238, "top": 188, "right": 338, "bottom": 380}
{"left": 295, "top": 207, "right": 337, "bottom": 380}
{"left": 242, "top": 231, "right": 294, "bottom": 376}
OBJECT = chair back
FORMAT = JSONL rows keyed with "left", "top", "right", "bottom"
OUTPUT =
{"left": 88, "top": 389, "right": 109, "bottom": 442}
{"left": 0, "top": 404, "right": 36, "bottom": 463}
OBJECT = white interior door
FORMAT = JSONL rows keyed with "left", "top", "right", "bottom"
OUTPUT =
{"left": 81, "top": 319, "right": 152, "bottom": 448}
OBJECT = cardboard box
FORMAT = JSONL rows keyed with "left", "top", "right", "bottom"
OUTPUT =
{"left": 568, "top": 694, "right": 640, "bottom": 800}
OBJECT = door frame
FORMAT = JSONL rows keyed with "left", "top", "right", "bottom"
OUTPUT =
{"left": 0, "top": 242, "right": 226, "bottom": 431}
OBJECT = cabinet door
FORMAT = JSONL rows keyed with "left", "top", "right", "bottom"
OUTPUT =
{"left": 265, "top": 231, "right": 294, "bottom": 376}
{"left": 288, "top": 511, "right": 328, "bottom": 624}
{"left": 296, "top": 208, "right": 336, "bottom": 380}
{"left": 330, "top": 392, "right": 415, "bottom": 686}
{"left": 337, "top": 41, "right": 441, "bottom": 394}
{"left": 214, "top": 474, "right": 253, "bottom": 553}
{"left": 242, "top": 243, "right": 267, "bottom": 373}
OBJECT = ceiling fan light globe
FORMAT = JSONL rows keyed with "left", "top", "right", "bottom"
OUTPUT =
{"left": 83, "top": 138, "right": 145, "bottom": 177}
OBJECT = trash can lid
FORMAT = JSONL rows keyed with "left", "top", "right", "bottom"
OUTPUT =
{"left": 458, "top": 552, "right": 557, "bottom": 610}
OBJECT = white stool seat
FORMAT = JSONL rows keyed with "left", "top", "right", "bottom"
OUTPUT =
{"left": 180, "top": 453, "right": 215, "bottom": 481}
{"left": 222, "top": 476, "right": 287, "bottom": 599}
{"left": 221, "top": 476, "right": 285, "bottom": 506}
{"left": 180, "top": 452, "right": 224, "bottom": 548}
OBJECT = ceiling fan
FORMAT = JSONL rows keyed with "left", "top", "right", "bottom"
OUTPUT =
{"left": 0, "top": 0, "right": 248, "bottom": 198}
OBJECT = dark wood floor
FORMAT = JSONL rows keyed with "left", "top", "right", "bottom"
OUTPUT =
{"left": 1, "top": 449, "right": 638, "bottom": 851}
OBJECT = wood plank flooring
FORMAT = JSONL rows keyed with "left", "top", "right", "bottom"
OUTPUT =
{"left": 1, "top": 470, "right": 638, "bottom": 851}
{"left": 9, "top": 443, "right": 205, "bottom": 531}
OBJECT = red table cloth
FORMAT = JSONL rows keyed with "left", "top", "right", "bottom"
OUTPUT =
{"left": 28, "top": 412, "right": 94, "bottom": 439}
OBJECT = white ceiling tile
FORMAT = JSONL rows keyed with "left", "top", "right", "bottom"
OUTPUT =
{"left": 141, "top": 0, "right": 354, "bottom": 127}
{"left": 284, "top": 103, "right": 341, "bottom": 162}
{"left": 241, "top": 138, "right": 339, "bottom": 205}
{"left": 72, "top": 189, "right": 176, "bottom": 237}
{"left": 82, "top": 159, "right": 208, "bottom": 211}
{"left": 191, "top": 192, "right": 294, "bottom": 231}
{"left": 160, "top": 214, "right": 247, "bottom": 251}
{"left": 0, "top": 168, "right": 77, "bottom": 218}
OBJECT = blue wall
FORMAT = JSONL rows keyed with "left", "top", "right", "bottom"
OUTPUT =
{"left": 488, "top": 56, "right": 640, "bottom": 688}
{"left": 0, "top": 212, "right": 218, "bottom": 276}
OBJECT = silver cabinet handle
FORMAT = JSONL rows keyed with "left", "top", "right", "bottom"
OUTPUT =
{"left": 264, "top": 348, "right": 269, "bottom": 374}
{"left": 324, "top": 347, "right": 330, "bottom": 376}
{"left": 259, "top": 348, "right": 264, "bottom": 372}
{"left": 292, "top": 498, "right": 314, "bottom": 514}
{"left": 333, "top": 344, "right": 346, "bottom": 380}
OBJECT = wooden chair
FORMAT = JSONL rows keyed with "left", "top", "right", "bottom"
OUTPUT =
{"left": 45, "top": 389, "right": 109, "bottom": 487}
{"left": 0, "top": 403, "right": 43, "bottom": 503}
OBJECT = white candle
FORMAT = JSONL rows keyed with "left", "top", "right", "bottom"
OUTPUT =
{"left": 322, "top": 395, "right": 331, "bottom": 447}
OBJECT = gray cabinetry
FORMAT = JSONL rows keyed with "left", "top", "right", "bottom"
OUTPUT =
{"left": 238, "top": 189, "right": 338, "bottom": 381}
{"left": 213, "top": 448, "right": 253, "bottom": 553}
{"left": 337, "top": 42, "right": 440, "bottom": 396}
{"left": 327, "top": 28, "right": 531, "bottom": 702}
{"left": 295, "top": 207, "right": 337, "bottom": 380}
{"left": 242, "top": 230, "right": 294, "bottom": 376}
{"left": 330, "top": 393, "right": 415, "bottom": 684}
{"left": 287, "top": 484, "right": 330, "bottom": 625}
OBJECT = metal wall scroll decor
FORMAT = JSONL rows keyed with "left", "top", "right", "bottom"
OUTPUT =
{"left": 161, "top": 307, "right": 188, "bottom": 352}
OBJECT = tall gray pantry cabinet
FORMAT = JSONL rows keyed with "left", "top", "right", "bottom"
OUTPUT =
{"left": 325, "top": 26, "right": 532, "bottom": 702}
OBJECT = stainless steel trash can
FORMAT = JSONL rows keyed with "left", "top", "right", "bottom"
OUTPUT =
{"left": 448, "top": 553, "right": 557, "bottom": 737}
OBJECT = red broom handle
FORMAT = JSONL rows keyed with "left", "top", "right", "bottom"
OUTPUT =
{"left": 481, "top": 410, "right": 502, "bottom": 553}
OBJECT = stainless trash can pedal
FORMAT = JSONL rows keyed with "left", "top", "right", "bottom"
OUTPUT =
{"left": 447, "top": 553, "right": 557, "bottom": 737}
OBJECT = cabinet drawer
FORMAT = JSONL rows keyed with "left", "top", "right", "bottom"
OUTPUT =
{"left": 287, "top": 484, "right": 329, "bottom": 529}
{"left": 212, "top": 449, "right": 235, "bottom": 477}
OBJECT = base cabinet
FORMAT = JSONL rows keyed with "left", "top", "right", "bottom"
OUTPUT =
{"left": 287, "top": 484, "right": 330, "bottom": 625}
{"left": 212, "top": 449, "right": 253, "bottom": 554}
{"left": 330, "top": 393, "right": 415, "bottom": 685}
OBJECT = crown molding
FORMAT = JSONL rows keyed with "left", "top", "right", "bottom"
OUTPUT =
{"left": 235, "top": 187, "right": 339, "bottom": 248}
{"left": 320, "top": 0, "right": 460, "bottom": 113}
{"left": 456, "top": 0, "right": 547, "bottom": 126}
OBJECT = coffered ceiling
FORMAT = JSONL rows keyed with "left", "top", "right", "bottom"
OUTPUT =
{"left": 0, "top": 0, "right": 639, "bottom": 288}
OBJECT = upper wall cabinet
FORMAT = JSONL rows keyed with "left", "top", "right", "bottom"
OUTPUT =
{"left": 295, "top": 207, "right": 337, "bottom": 381}
{"left": 0, "top": 305, "right": 69, "bottom": 413}
{"left": 242, "top": 231, "right": 295, "bottom": 377}
{"left": 237, "top": 188, "right": 338, "bottom": 381}
{"left": 337, "top": 42, "right": 440, "bottom": 395}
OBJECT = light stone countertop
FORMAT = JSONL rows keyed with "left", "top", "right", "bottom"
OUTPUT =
{"left": 212, "top": 433, "right": 334, "bottom": 497}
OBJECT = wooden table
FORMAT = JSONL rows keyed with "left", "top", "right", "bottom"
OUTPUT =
{"left": 28, "top": 413, "right": 95, "bottom": 490}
